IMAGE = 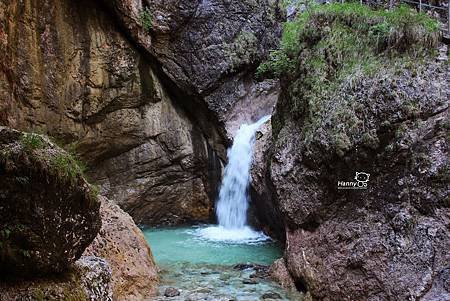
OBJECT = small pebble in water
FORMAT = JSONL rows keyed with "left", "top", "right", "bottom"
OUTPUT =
{"left": 261, "top": 292, "right": 282, "bottom": 299}
{"left": 243, "top": 278, "right": 259, "bottom": 285}
{"left": 164, "top": 287, "right": 180, "bottom": 297}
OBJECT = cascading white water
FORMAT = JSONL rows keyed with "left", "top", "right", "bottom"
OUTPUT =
{"left": 196, "top": 115, "right": 271, "bottom": 243}
{"left": 216, "top": 115, "right": 271, "bottom": 228}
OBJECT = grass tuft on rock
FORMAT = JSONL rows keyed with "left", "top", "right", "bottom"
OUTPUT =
{"left": 257, "top": 3, "right": 439, "bottom": 79}
{"left": 257, "top": 3, "right": 443, "bottom": 157}
{"left": 20, "top": 133, "right": 45, "bottom": 152}
{"left": 140, "top": 7, "right": 153, "bottom": 32}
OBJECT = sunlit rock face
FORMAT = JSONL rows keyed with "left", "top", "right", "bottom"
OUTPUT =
{"left": 84, "top": 197, "right": 159, "bottom": 301}
{"left": 0, "top": 0, "right": 224, "bottom": 225}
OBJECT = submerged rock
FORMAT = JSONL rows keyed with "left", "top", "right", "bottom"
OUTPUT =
{"left": 261, "top": 292, "right": 282, "bottom": 300}
{"left": 0, "top": 127, "right": 100, "bottom": 276}
{"left": 164, "top": 287, "right": 181, "bottom": 297}
{"left": 243, "top": 278, "right": 259, "bottom": 285}
{"left": 84, "top": 197, "right": 159, "bottom": 301}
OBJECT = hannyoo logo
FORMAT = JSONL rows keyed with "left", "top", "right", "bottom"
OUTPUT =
{"left": 337, "top": 172, "right": 370, "bottom": 190}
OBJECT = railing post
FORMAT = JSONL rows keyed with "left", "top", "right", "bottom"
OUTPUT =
{"left": 419, "top": 0, "right": 422, "bottom": 12}
{"left": 448, "top": 0, "right": 450, "bottom": 36}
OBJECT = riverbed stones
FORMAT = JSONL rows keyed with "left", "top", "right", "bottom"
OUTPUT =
{"left": 261, "top": 292, "right": 282, "bottom": 300}
{"left": 243, "top": 278, "right": 259, "bottom": 285}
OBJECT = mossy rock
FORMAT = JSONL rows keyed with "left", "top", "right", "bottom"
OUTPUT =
{"left": 0, "top": 127, "right": 101, "bottom": 276}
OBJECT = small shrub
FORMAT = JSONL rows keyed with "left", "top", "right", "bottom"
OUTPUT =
{"left": 226, "top": 31, "right": 259, "bottom": 72}
{"left": 20, "top": 133, "right": 45, "bottom": 152}
{"left": 140, "top": 8, "right": 152, "bottom": 32}
{"left": 50, "top": 151, "right": 86, "bottom": 185}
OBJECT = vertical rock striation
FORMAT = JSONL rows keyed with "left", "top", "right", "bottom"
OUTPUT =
{"left": 0, "top": 0, "right": 227, "bottom": 225}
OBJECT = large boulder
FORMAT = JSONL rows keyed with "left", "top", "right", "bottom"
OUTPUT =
{"left": 272, "top": 53, "right": 449, "bottom": 301}
{"left": 0, "top": 127, "right": 101, "bottom": 276}
{"left": 84, "top": 197, "right": 159, "bottom": 301}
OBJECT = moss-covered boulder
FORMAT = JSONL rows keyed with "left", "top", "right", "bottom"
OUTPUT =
{"left": 0, "top": 126, "right": 101, "bottom": 276}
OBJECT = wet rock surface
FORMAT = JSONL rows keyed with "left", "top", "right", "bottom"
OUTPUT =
{"left": 164, "top": 287, "right": 181, "bottom": 297}
{"left": 0, "top": 127, "right": 100, "bottom": 276}
{"left": 250, "top": 122, "right": 285, "bottom": 240}
{"left": 84, "top": 197, "right": 159, "bottom": 301}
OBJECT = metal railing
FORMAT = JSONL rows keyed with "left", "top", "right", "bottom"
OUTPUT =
{"left": 399, "top": 0, "right": 449, "bottom": 35}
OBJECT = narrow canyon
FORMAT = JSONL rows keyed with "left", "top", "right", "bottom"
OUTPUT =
{"left": 0, "top": 0, "right": 449, "bottom": 300}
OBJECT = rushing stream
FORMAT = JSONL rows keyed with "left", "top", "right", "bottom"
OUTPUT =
{"left": 143, "top": 116, "right": 302, "bottom": 300}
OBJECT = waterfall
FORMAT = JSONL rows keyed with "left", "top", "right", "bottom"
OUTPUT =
{"left": 196, "top": 115, "right": 271, "bottom": 243}
{"left": 216, "top": 115, "right": 271, "bottom": 229}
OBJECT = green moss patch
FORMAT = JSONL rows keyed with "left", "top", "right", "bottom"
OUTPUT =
{"left": 256, "top": 3, "right": 442, "bottom": 156}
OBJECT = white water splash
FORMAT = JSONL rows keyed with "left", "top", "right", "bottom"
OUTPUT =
{"left": 197, "top": 115, "right": 271, "bottom": 243}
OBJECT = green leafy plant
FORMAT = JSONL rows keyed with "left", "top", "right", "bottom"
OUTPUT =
{"left": 20, "top": 133, "right": 45, "bottom": 151}
{"left": 140, "top": 7, "right": 153, "bottom": 32}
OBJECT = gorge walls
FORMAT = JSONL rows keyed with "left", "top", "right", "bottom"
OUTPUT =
{"left": 0, "top": 0, "right": 226, "bottom": 225}
{"left": 0, "top": 0, "right": 283, "bottom": 225}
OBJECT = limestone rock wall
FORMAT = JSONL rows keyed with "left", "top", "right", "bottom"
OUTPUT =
{"left": 0, "top": 0, "right": 223, "bottom": 225}
{"left": 265, "top": 57, "right": 450, "bottom": 300}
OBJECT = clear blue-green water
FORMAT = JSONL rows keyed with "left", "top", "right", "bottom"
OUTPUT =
{"left": 143, "top": 225, "right": 304, "bottom": 301}
{"left": 144, "top": 225, "right": 281, "bottom": 265}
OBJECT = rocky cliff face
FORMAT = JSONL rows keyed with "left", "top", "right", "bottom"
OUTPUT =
{"left": 252, "top": 4, "right": 450, "bottom": 300}
{"left": 0, "top": 0, "right": 283, "bottom": 226}
{"left": 0, "top": 0, "right": 234, "bottom": 225}
{"left": 100, "top": 0, "right": 282, "bottom": 139}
